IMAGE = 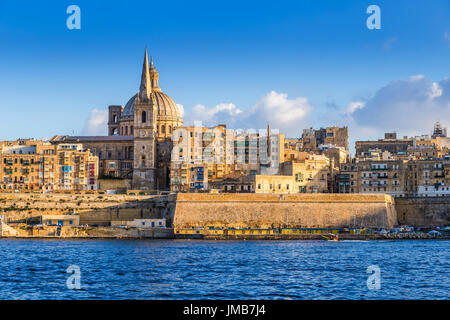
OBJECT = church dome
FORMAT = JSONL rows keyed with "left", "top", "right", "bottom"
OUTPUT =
{"left": 122, "top": 91, "right": 183, "bottom": 122}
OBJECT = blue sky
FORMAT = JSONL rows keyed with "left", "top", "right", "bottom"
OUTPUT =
{"left": 0, "top": 0, "right": 449, "bottom": 147}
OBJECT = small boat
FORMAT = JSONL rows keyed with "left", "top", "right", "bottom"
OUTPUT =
{"left": 329, "top": 234, "right": 340, "bottom": 241}
{"left": 321, "top": 234, "right": 340, "bottom": 241}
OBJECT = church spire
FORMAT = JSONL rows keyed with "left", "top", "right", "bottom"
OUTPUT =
{"left": 139, "top": 48, "right": 152, "bottom": 101}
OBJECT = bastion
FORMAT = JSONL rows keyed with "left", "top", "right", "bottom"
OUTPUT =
{"left": 0, "top": 193, "right": 176, "bottom": 226}
{"left": 173, "top": 193, "right": 398, "bottom": 229}
{"left": 5, "top": 192, "right": 448, "bottom": 230}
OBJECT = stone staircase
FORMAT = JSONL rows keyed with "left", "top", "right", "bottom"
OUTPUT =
{"left": 0, "top": 219, "right": 19, "bottom": 237}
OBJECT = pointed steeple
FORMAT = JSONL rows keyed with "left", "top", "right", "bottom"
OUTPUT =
{"left": 139, "top": 48, "right": 152, "bottom": 101}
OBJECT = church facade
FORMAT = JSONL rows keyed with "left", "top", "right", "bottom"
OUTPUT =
{"left": 52, "top": 49, "right": 183, "bottom": 190}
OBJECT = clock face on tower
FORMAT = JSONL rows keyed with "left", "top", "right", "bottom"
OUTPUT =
{"left": 140, "top": 130, "right": 147, "bottom": 137}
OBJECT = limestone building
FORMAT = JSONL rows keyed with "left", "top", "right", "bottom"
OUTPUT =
{"left": 52, "top": 49, "right": 183, "bottom": 190}
{"left": 169, "top": 124, "right": 285, "bottom": 191}
{"left": 355, "top": 132, "right": 414, "bottom": 157}
{"left": 301, "top": 126, "right": 349, "bottom": 152}
{"left": 338, "top": 158, "right": 450, "bottom": 197}
{"left": 0, "top": 139, "right": 98, "bottom": 192}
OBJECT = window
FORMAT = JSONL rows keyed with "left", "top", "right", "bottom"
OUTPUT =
{"left": 142, "top": 111, "right": 147, "bottom": 123}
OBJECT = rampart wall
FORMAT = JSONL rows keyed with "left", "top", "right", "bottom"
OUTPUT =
{"left": 173, "top": 193, "right": 398, "bottom": 229}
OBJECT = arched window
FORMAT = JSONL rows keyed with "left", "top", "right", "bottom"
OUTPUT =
{"left": 141, "top": 156, "right": 146, "bottom": 168}
{"left": 125, "top": 126, "right": 128, "bottom": 135}
{"left": 168, "top": 125, "right": 172, "bottom": 134}
{"left": 112, "top": 128, "right": 118, "bottom": 135}
{"left": 113, "top": 115, "right": 117, "bottom": 123}
{"left": 161, "top": 125, "right": 165, "bottom": 134}
{"left": 142, "top": 111, "right": 147, "bottom": 123}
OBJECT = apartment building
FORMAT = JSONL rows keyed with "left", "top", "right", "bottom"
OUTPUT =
{"left": 280, "top": 155, "right": 333, "bottom": 193}
{"left": 170, "top": 163, "right": 208, "bottom": 192}
{"left": 207, "top": 154, "right": 333, "bottom": 194}
{"left": 355, "top": 132, "right": 414, "bottom": 157}
{"left": 170, "top": 124, "right": 284, "bottom": 191}
{"left": 338, "top": 160, "right": 406, "bottom": 196}
{"left": 0, "top": 140, "right": 98, "bottom": 192}
{"left": 338, "top": 158, "right": 450, "bottom": 197}
{"left": 55, "top": 144, "right": 99, "bottom": 191}
{"left": 301, "top": 126, "right": 349, "bottom": 152}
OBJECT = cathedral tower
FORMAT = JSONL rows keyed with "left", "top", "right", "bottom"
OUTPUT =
{"left": 132, "top": 49, "right": 158, "bottom": 189}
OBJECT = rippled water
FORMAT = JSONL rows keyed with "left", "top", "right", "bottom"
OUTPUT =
{"left": 0, "top": 239, "right": 448, "bottom": 299}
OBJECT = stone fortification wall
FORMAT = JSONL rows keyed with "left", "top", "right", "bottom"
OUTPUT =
{"left": 5, "top": 193, "right": 448, "bottom": 230}
{"left": 0, "top": 193, "right": 176, "bottom": 226}
{"left": 173, "top": 193, "right": 398, "bottom": 229}
{"left": 395, "top": 197, "right": 450, "bottom": 227}
{"left": 97, "top": 179, "right": 131, "bottom": 191}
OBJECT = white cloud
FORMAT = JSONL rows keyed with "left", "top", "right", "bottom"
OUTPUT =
{"left": 350, "top": 76, "right": 450, "bottom": 139}
{"left": 409, "top": 74, "right": 425, "bottom": 81}
{"left": 185, "top": 103, "right": 243, "bottom": 127}
{"left": 346, "top": 101, "right": 365, "bottom": 114}
{"left": 177, "top": 104, "right": 185, "bottom": 117}
{"left": 82, "top": 109, "right": 108, "bottom": 135}
{"left": 183, "top": 91, "right": 312, "bottom": 137}
{"left": 429, "top": 82, "right": 443, "bottom": 99}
